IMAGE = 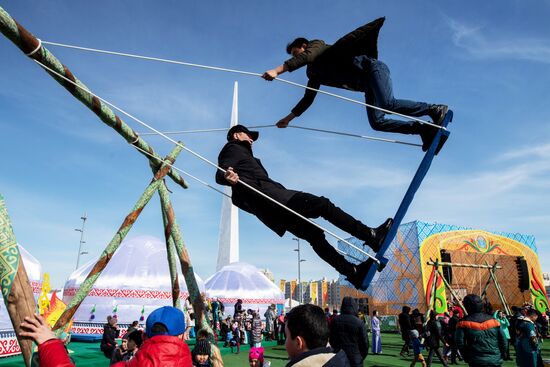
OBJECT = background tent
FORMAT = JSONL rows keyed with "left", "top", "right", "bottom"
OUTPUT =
{"left": 0, "top": 244, "right": 42, "bottom": 357}
{"left": 205, "top": 262, "right": 284, "bottom": 317}
{"left": 62, "top": 235, "right": 205, "bottom": 339}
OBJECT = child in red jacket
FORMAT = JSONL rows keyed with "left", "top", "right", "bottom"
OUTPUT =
{"left": 21, "top": 306, "right": 193, "bottom": 367}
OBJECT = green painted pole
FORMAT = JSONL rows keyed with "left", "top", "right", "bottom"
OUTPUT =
{"left": 163, "top": 215, "right": 182, "bottom": 309}
{"left": 0, "top": 194, "right": 36, "bottom": 367}
{"left": 158, "top": 183, "right": 213, "bottom": 335}
{"left": 153, "top": 144, "right": 184, "bottom": 309}
{"left": 0, "top": 6, "right": 188, "bottom": 190}
{"left": 53, "top": 148, "right": 180, "bottom": 332}
{"left": 53, "top": 179, "right": 162, "bottom": 332}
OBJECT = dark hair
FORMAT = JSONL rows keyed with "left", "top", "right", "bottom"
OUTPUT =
{"left": 286, "top": 38, "right": 309, "bottom": 54}
{"left": 286, "top": 304, "right": 328, "bottom": 349}
{"left": 463, "top": 294, "right": 483, "bottom": 314}
{"left": 151, "top": 323, "right": 168, "bottom": 334}
{"left": 402, "top": 306, "right": 411, "bottom": 313}
{"left": 131, "top": 321, "right": 139, "bottom": 326}
{"left": 196, "top": 329, "right": 210, "bottom": 341}
{"left": 127, "top": 330, "right": 143, "bottom": 347}
{"left": 526, "top": 309, "right": 538, "bottom": 317}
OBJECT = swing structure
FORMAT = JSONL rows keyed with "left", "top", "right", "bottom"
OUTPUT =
{"left": 0, "top": 6, "right": 457, "bottom": 365}
{"left": 425, "top": 260, "right": 511, "bottom": 316}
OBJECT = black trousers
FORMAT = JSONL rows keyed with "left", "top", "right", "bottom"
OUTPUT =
{"left": 426, "top": 346, "right": 448, "bottom": 367}
{"left": 284, "top": 192, "right": 372, "bottom": 276}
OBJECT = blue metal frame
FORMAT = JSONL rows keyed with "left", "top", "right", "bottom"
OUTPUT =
{"left": 359, "top": 110, "right": 454, "bottom": 290}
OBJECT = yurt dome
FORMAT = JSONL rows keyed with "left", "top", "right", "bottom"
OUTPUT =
{"left": 62, "top": 235, "right": 205, "bottom": 338}
{"left": 205, "top": 262, "right": 284, "bottom": 317}
{"left": 0, "top": 244, "right": 43, "bottom": 357}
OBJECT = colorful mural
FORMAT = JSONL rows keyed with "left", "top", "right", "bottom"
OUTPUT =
{"left": 337, "top": 221, "right": 547, "bottom": 315}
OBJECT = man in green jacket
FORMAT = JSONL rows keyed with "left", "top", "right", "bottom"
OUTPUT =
{"left": 455, "top": 294, "right": 506, "bottom": 367}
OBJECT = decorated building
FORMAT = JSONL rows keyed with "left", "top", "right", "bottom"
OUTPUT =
{"left": 338, "top": 220, "right": 548, "bottom": 316}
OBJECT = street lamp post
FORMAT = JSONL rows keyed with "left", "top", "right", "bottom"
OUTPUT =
{"left": 293, "top": 237, "right": 306, "bottom": 304}
{"left": 74, "top": 213, "right": 88, "bottom": 270}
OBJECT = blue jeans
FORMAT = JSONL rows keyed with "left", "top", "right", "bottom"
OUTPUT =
{"left": 355, "top": 56, "right": 430, "bottom": 135}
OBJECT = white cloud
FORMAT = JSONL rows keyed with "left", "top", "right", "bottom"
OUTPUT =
{"left": 446, "top": 18, "right": 550, "bottom": 64}
{"left": 498, "top": 143, "right": 550, "bottom": 161}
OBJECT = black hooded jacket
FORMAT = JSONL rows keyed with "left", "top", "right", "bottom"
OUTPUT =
{"left": 216, "top": 140, "right": 298, "bottom": 237}
{"left": 329, "top": 297, "right": 369, "bottom": 367}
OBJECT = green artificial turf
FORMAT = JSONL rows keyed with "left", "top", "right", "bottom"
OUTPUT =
{"left": 0, "top": 333, "right": 547, "bottom": 366}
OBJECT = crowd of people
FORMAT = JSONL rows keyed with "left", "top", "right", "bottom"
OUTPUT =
{"left": 398, "top": 295, "right": 547, "bottom": 367}
{"left": 17, "top": 294, "right": 547, "bottom": 367}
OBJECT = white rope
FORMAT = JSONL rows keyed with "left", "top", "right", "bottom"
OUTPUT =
{"left": 33, "top": 59, "right": 377, "bottom": 264}
{"left": 26, "top": 38, "right": 42, "bottom": 56}
{"left": 289, "top": 125, "right": 421, "bottom": 147}
{"left": 131, "top": 144, "right": 230, "bottom": 198}
{"left": 134, "top": 144, "right": 364, "bottom": 263}
{"left": 138, "top": 125, "right": 274, "bottom": 136}
{"left": 139, "top": 124, "right": 421, "bottom": 147}
{"left": 41, "top": 40, "right": 445, "bottom": 130}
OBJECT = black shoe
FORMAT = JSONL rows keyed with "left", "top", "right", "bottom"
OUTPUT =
{"left": 364, "top": 218, "right": 393, "bottom": 252}
{"left": 429, "top": 104, "right": 449, "bottom": 125}
{"left": 434, "top": 132, "right": 449, "bottom": 155}
{"left": 420, "top": 125, "right": 432, "bottom": 152}
{"left": 421, "top": 105, "right": 448, "bottom": 152}
{"left": 346, "top": 259, "right": 376, "bottom": 289}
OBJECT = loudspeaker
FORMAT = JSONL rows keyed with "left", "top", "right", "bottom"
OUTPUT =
{"left": 515, "top": 257, "right": 530, "bottom": 291}
{"left": 440, "top": 250, "right": 453, "bottom": 284}
{"left": 355, "top": 298, "right": 369, "bottom": 315}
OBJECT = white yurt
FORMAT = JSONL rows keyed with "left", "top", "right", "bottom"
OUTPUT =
{"left": 62, "top": 235, "right": 205, "bottom": 340}
{"left": 0, "top": 244, "right": 42, "bottom": 357}
{"left": 205, "top": 262, "right": 284, "bottom": 317}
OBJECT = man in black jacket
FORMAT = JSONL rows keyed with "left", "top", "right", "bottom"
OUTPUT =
{"left": 398, "top": 305, "right": 413, "bottom": 357}
{"left": 100, "top": 315, "right": 120, "bottom": 359}
{"left": 329, "top": 297, "right": 369, "bottom": 367}
{"left": 262, "top": 17, "right": 448, "bottom": 152}
{"left": 216, "top": 125, "right": 392, "bottom": 289}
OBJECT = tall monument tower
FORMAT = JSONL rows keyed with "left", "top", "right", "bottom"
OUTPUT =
{"left": 216, "top": 82, "right": 240, "bottom": 271}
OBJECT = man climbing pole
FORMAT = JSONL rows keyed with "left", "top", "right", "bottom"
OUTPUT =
{"left": 215, "top": 124, "right": 393, "bottom": 289}
{"left": 262, "top": 17, "right": 449, "bottom": 153}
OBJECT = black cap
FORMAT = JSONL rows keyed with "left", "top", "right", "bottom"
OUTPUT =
{"left": 193, "top": 339, "right": 211, "bottom": 356}
{"left": 227, "top": 125, "right": 259, "bottom": 141}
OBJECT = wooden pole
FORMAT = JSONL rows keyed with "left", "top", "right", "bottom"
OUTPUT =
{"left": 0, "top": 6, "right": 188, "bottom": 190}
{"left": 434, "top": 267, "right": 467, "bottom": 316}
{"left": 486, "top": 262, "right": 511, "bottom": 316}
{"left": 53, "top": 146, "right": 180, "bottom": 332}
{"left": 0, "top": 194, "right": 36, "bottom": 367}
{"left": 427, "top": 261, "right": 502, "bottom": 269}
{"left": 152, "top": 144, "right": 185, "bottom": 309}
{"left": 158, "top": 183, "right": 213, "bottom": 335}
{"left": 163, "top": 211, "right": 182, "bottom": 309}
{"left": 480, "top": 269, "right": 494, "bottom": 299}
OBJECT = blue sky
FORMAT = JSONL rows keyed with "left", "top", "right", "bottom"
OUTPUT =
{"left": 1, "top": 1, "right": 549, "bottom": 288}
